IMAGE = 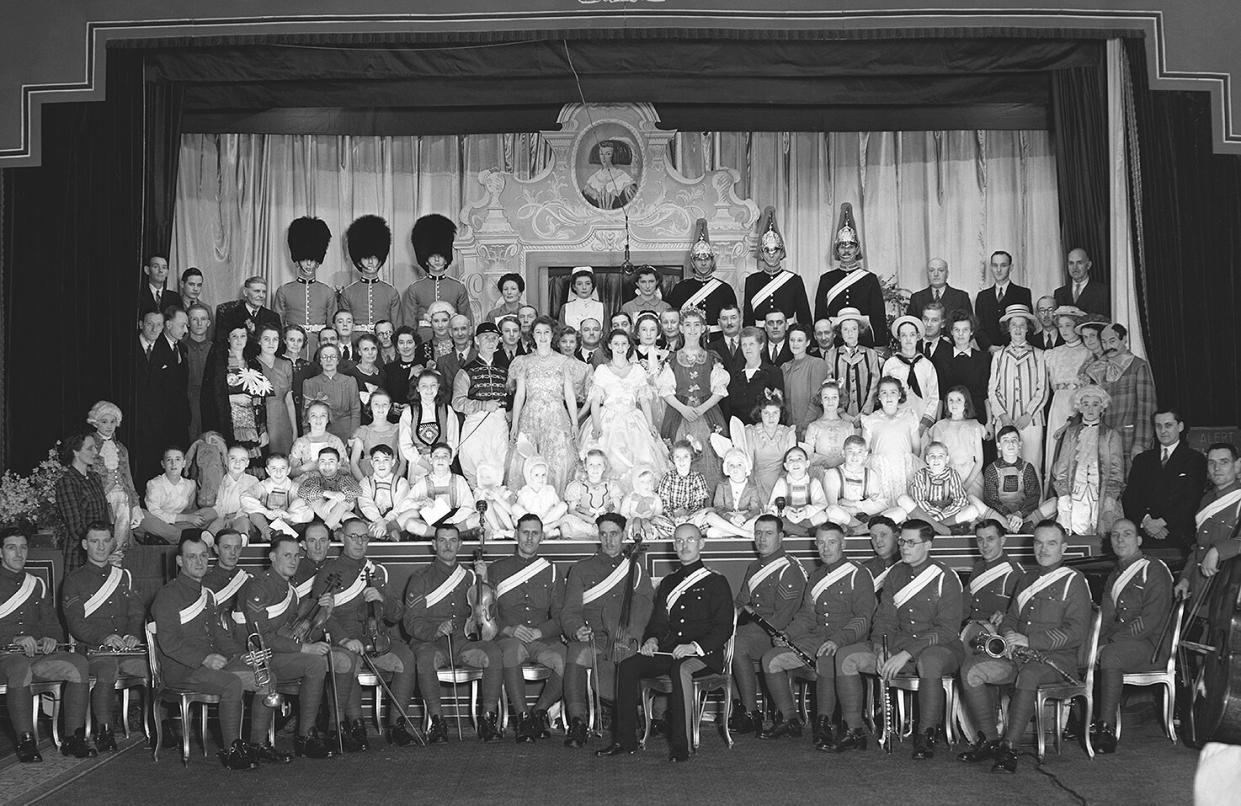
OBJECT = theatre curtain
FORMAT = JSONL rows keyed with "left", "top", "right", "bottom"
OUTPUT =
{"left": 172, "top": 129, "right": 1062, "bottom": 310}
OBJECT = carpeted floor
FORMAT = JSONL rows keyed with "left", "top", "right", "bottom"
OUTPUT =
{"left": 11, "top": 720, "right": 1198, "bottom": 806}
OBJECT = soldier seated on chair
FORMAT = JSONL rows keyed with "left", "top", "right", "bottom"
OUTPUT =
{"left": 0, "top": 527, "right": 97, "bottom": 762}
{"left": 61, "top": 521, "right": 145, "bottom": 753}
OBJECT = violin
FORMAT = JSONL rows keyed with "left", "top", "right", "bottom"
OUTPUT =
{"left": 465, "top": 500, "right": 499, "bottom": 642}
{"left": 611, "top": 529, "right": 648, "bottom": 662}
{"left": 279, "top": 572, "right": 341, "bottom": 644}
{"left": 362, "top": 566, "right": 392, "bottom": 658}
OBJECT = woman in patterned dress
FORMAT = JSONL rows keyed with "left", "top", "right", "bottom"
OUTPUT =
{"left": 204, "top": 325, "right": 269, "bottom": 469}
{"left": 398, "top": 369, "right": 460, "bottom": 482}
{"left": 256, "top": 324, "right": 297, "bottom": 456}
{"left": 507, "top": 316, "right": 579, "bottom": 495}
{"left": 657, "top": 307, "right": 730, "bottom": 492}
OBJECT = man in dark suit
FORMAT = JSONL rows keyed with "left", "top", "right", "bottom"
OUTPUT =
{"left": 495, "top": 316, "right": 527, "bottom": 371}
{"left": 214, "top": 276, "right": 282, "bottom": 346}
{"left": 137, "top": 255, "right": 180, "bottom": 322}
{"left": 763, "top": 309, "right": 794, "bottom": 367}
{"left": 906, "top": 258, "right": 974, "bottom": 321}
{"left": 706, "top": 304, "right": 745, "bottom": 370}
{"left": 917, "top": 301, "right": 953, "bottom": 393}
{"left": 1030, "top": 296, "right": 1063, "bottom": 351}
{"left": 597, "top": 523, "right": 733, "bottom": 763}
{"left": 974, "top": 250, "right": 1032, "bottom": 350}
{"left": 133, "top": 309, "right": 189, "bottom": 484}
{"left": 1053, "top": 248, "right": 1110, "bottom": 319}
{"left": 574, "top": 318, "right": 609, "bottom": 367}
{"left": 1122, "top": 408, "right": 1208, "bottom": 559}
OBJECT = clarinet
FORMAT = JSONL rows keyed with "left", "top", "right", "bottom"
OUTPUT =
{"left": 880, "top": 634, "right": 894, "bottom": 754}
{"left": 744, "top": 608, "right": 817, "bottom": 670}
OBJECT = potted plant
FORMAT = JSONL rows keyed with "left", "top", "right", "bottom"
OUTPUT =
{"left": 0, "top": 449, "right": 66, "bottom": 547}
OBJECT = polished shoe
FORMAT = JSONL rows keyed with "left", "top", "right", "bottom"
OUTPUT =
{"left": 95, "top": 724, "right": 117, "bottom": 752}
{"left": 386, "top": 722, "right": 415, "bottom": 747}
{"left": 426, "top": 715, "right": 449, "bottom": 744}
{"left": 747, "top": 709, "right": 767, "bottom": 737}
{"left": 334, "top": 721, "right": 363, "bottom": 753}
{"left": 1091, "top": 721, "right": 1118, "bottom": 754}
{"left": 813, "top": 717, "right": 836, "bottom": 751}
{"left": 726, "top": 701, "right": 752, "bottom": 733}
{"left": 564, "top": 717, "right": 588, "bottom": 748}
{"left": 831, "top": 726, "right": 868, "bottom": 753}
{"left": 911, "top": 727, "right": 936, "bottom": 760}
{"left": 349, "top": 718, "right": 370, "bottom": 751}
{"left": 62, "top": 728, "right": 98, "bottom": 759}
{"left": 957, "top": 734, "right": 999, "bottom": 763}
{"left": 478, "top": 712, "right": 502, "bottom": 743}
{"left": 990, "top": 740, "right": 1018, "bottom": 774}
{"left": 533, "top": 708, "right": 553, "bottom": 739}
{"left": 1062, "top": 715, "right": 1084, "bottom": 741}
{"left": 758, "top": 713, "right": 803, "bottom": 740}
{"left": 16, "top": 732, "right": 42, "bottom": 763}
{"left": 251, "top": 741, "right": 293, "bottom": 764}
{"left": 294, "top": 728, "right": 334, "bottom": 759}
{"left": 219, "top": 739, "right": 259, "bottom": 771}
{"left": 595, "top": 742, "right": 636, "bottom": 758}
{"left": 515, "top": 712, "right": 536, "bottom": 744}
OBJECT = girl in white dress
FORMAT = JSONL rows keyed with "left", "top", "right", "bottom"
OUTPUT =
{"left": 928, "top": 386, "right": 987, "bottom": 497}
{"left": 861, "top": 376, "right": 922, "bottom": 506}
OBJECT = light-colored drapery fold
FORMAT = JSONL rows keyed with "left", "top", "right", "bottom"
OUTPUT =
{"left": 173, "top": 128, "right": 1061, "bottom": 314}
{"left": 1107, "top": 38, "right": 1148, "bottom": 358}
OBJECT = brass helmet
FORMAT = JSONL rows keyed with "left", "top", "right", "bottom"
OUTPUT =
{"left": 757, "top": 206, "right": 785, "bottom": 257}
{"left": 832, "top": 202, "right": 863, "bottom": 261}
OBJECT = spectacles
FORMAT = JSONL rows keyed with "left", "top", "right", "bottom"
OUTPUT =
{"left": 897, "top": 538, "right": 928, "bottom": 548}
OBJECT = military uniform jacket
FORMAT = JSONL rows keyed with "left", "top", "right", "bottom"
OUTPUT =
{"left": 62, "top": 561, "right": 143, "bottom": 646}
{"left": 0, "top": 565, "right": 61, "bottom": 644}
{"left": 291, "top": 557, "right": 329, "bottom": 601}
{"left": 861, "top": 554, "right": 898, "bottom": 594}
{"left": 490, "top": 554, "right": 562, "bottom": 638}
{"left": 317, "top": 555, "right": 401, "bottom": 642}
{"left": 666, "top": 277, "right": 738, "bottom": 329}
{"left": 1101, "top": 553, "right": 1172, "bottom": 646}
{"left": 203, "top": 564, "right": 252, "bottom": 629}
{"left": 339, "top": 279, "right": 401, "bottom": 332}
{"left": 402, "top": 559, "right": 477, "bottom": 643}
{"left": 151, "top": 574, "right": 241, "bottom": 681}
{"left": 401, "top": 277, "right": 473, "bottom": 336}
{"left": 742, "top": 270, "right": 812, "bottom": 327}
{"left": 734, "top": 549, "right": 807, "bottom": 631}
{"left": 1182, "top": 482, "right": 1241, "bottom": 592}
{"left": 786, "top": 559, "right": 875, "bottom": 651}
{"left": 643, "top": 560, "right": 734, "bottom": 673}
{"left": 560, "top": 551, "right": 655, "bottom": 647}
{"left": 1000, "top": 563, "right": 1092, "bottom": 669}
{"left": 813, "top": 267, "right": 887, "bottom": 344}
{"left": 964, "top": 554, "right": 1023, "bottom": 623}
{"left": 871, "top": 560, "right": 965, "bottom": 660}
{"left": 273, "top": 279, "right": 336, "bottom": 334}
{"left": 240, "top": 569, "right": 304, "bottom": 655}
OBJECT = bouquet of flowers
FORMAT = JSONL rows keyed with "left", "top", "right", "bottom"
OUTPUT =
{"left": 230, "top": 366, "right": 274, "bottom": 400}
{"left": 0, "top": 449, "right": 65, "bottom": 531}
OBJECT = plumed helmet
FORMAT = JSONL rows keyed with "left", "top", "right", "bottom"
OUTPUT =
{"left": 757, "top": 206, "right": 785, "bottom": 255}
{"left": 411, "top": 213, "right": 457, "bottom": 272}
{"left": 689, "top": 217, "right": 714, "bottom": 260}
{"left": 832, "top": 202, "right": 863, "bottom": 261}
{"left": 346, "top": 215, "right": 391, "bottom": 269}
{"left": 287, "top": 216, "right": 331, "bottom": 264}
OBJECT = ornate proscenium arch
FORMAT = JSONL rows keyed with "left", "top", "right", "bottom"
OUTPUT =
{"left": 2, "top": 2, "right": 1241, "bottom": 166}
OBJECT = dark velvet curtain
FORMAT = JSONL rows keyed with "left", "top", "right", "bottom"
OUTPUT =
{"left": 1049, "top": 55, "right": 1110, "bottom": 285}
{"left": 142, "top": 69, "right": 184, "bottom": 261}
{"left": 1125, "top": 40, "right": 1241, "bottom": 427}
{"left": 1, "top": 50, "right": 182, "bottom": 471}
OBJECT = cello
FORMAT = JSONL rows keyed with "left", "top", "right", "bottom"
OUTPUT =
{"left": 465, "top": 500, "right": 499, "bottom": 642}
{"left": 610, "top": 529, "right": 648, "bottom": 662}
{"left": 1188, "top": 554, "right": 1241, "bottom": 746}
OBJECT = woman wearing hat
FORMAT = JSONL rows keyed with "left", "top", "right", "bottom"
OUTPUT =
{"left": 881, "top": 315, "right": 940, "bottom": 436}
{"left": 824, "top": 307, "right": 883, "bottom": 418}
{"left": 987, "top": 304, "right": 1048, "bottom": 469}
{"left": 560, "top": 266, "right": 606, "bottom": 332}
{"left": 1043, "top": 306, "right": 1093, "bottom": 470}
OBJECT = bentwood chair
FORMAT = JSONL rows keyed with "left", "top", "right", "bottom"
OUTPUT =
{"left": 146, "top": 621, "right": 219, "bottom": 765}
{"left": 1035, "top": 606, "right": 1103, "bottom": 761}
{"left": 640, "top": 609, "right": 739, "bottom": 751}
{"left": 431, "top": 666, "right": 485, "bottom": 733}
{"left": 1116, "top": 598, "right": 1186, "bottom": 743}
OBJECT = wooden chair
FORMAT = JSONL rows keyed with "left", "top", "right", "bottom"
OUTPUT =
{"left": 355, "top": 669, "right": 385, "bottom": 731}
{"left": 1115, "top": 598, "right": 1186, "bottom": 743}
{"left": 430, "top": 667, "right": 485, "bottom": 733}
{"left": 146, "top": 621, "right": 220, "bottom": 765}
{"left": 639, "top": 610, "right": 738, "bottom": 751}
{"left": 1035, "top": 606, "right": 1103, "bottom": 761}
{"left": 0, "top": 679, "right": 64, "bottom": 750}
{"left": 501, "top": 662, "right": 555, "bottom": 731}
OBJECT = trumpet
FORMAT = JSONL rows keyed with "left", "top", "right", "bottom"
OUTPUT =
{"left": 969, "top": 632, "right": 1081, "bottom": 686}
{"left": 243, "top": 631, "right": 284, "bottom": 710}
{"left": 5, "top": 641, "right": 73, "bottom": 655}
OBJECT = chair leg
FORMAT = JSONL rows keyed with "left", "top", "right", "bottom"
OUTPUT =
{"left": 1163, "top": 682, "right": 1177, "bottom": 743}
{"left": 373, "top": 685, "right": 384, "bottom": 733}
{"left": 470, "top": 679, "right": 480, "bottom": 731}
{"left": 50, "top": 692, "right": 62, "bottom": 749}
{"left": 1035, "top": 693, "right": 1047, "bottom": 762}
{"left": 1082, "top": 696, "right": 1095, "bottom": 759}
{"left": 120, "top": 688, "right": 131, "bottom": 738}
{"left": 1115, "top": 701, "right": 1124, "bottom": 742}
{"left": 942, "top": 680, "right": 956, "bottom": 745}
{"left": 85, "top": 683, "right": 94, "bottom": 742}
{"left": 180, "top": 699, "right": 192, "bottom": 766}
{"left": 722, "top": 680, "right": 734, "bottom": 749}
{"left": 639, "top": 687, "right": 653, "bottom": 749}
{"left": 200, "top": 703, "right": 209, "bottom": 758}
{"left": 152, "top": 699, "right": 163, "bottom": 762}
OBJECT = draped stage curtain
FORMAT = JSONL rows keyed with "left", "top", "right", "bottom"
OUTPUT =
{"left": 172, "top": 130, "right": 1061, "bottom": 310}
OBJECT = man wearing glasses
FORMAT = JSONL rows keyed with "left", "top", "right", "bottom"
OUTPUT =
{"left": 835, "top": 519, "right": 965, "bottom": 760}
{"left": 597, "top": 524, "right": 733, "bottom": 763}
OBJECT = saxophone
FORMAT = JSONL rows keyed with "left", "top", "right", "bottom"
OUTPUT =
{"left": 970, "top": 633, "right": 1082, "bottom": 686}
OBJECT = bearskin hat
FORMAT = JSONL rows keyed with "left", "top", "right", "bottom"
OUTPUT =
{"left": 411, "top": 213, "right": 457, "bottom": 271}
{"left": 287, "top": 216, "right": 331, "bottom": 264}
{"left": 345, "top": 215, "right": 392, "bottom": 268}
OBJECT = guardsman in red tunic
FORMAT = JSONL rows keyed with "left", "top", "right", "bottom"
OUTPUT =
{"left": 403, "top": 523, "right": 504, "bottom": 743}
{"left": 560, "top": 513, "right": 654, "bottom": 747}
{"left": 957, "top": 520, "right": 1092, "bottom": 773}
{"left": 761, "top": 522, "right": 874, "bottom": 749}
{"left": 490, "top": 514, "right": 566, "bottom": 743}
{"left": 730, "top": 514, "right": 807, "bottom": 735}
{"left": 0, "top": 529, "right": 96, "bottom": 762}
{"left": 837, "top": 519, "right": 965, "bottom": 760}
{"left": 61, "top": 521, "right": 144, "bottom": 752}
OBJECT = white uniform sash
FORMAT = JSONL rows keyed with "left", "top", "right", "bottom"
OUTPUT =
{"left": 1196, "top": 488, "right": 1241, "bottom": 529}
{"left": 969, "top": 562, "right": 1015, "bottom": 596}
{"left": 582, "top": 560, "right": 631, "bottom": 606}
{"left": 811, "top": 562, "right": 856, "bottom": 601}
{"left": 266, "top": 587, "right": 295, "bottom": 620}
{"left": 1111, "top": 559, "right": 1150, "bottom": 605}
{"left": 750, "top": 271, "right": 794, "bottom": 319}
{"left": 425, "top": 566, "right": 468, "bottom": 608}
{"left": 334, "top": 571, "right": 368, "bottom": 607}
{"left": 179, "top": 588, "right": 209, "bottom": 625}
{"left": 210, "top": 569, "right": 251, "bottom": 606}
{"left": 824, "top": 269, "right": 868, "bottom": 308}
{"left": 1016, "top": 566, "right": 1074, "bottom": 613}
{"left": 494, "top": 558, "right": 552, "bottom": 599}
{"left": 893, "top": 565, "right": 943, "bottom": 609}
{"left": 83, "top": 566, "right": 124, "bottom": 618}
{"left": 872, "top": 565, "right": 894, "bottom": 593}
{"left": 0, "top": 576, "right": 38, "bottom": 620}
{"left": 684, "top": 278, "right": 723, "bottom": 311}
{"left": 293, "top": 576, "right": 315, "bottom": 600}
{"left": 667, "top": 567, "right": 712, "bottom": 610}
{"left": 747, "top": 556, "right": 790, "bottom": 593}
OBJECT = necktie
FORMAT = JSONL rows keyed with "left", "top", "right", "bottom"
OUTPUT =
{"left": 1161, "top": 447, "right": 1170, "bottom": 466}
{"left": 1073, "top": 283, "right": 1083, "bottom": 302}
{"left": 933, "top": 289, "right": 941, "bottom": 302}
{"left": 997, "top": 286, "right": 1005, "bottom": 303}
{"left": 896, "top": 354, "right": 924, "bottom": 399}
{"left": 729, "top": 338, "right": 737, "bottom": 354}
{"left": 459, "top": 352, "right": 467, "bottom": 364}
{"left": 923, "top": 341, "right": 933, "bottom": 359}
{"left": 144, "top": 342, "right": 152, "bottom": 360}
